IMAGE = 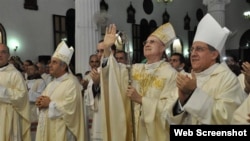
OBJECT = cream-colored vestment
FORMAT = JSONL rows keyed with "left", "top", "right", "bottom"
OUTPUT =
{"left": 41, "top": 73, "right": 53, "bottom": 86}
{"left": 237, "top": 73, "right": 249, "bottom": 99}
{"left": 35, "top": 73, "right": 85, "bottom": 141}
{"left": 231, "top": 93, "right": 250, "bottom": 124}
{"left": 0, "top": 64, "right": 31, "bottom": 141}
{"left": 101, "top": 55, "right": 177, "bottom": 141}
{"left": 164, "top": 63, "right": 244, "bottom": 125}
{"left": 231, "top": 74, "right": 250, "bottom": 124}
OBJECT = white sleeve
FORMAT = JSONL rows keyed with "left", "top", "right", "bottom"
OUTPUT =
{"left": 48, "top": 101, "right": 63, "bottom": 119}
{"left": 0, "top": 85, "right": 10, "bottom": 103}
{"left": 84, "top": 80, "right": 94, "bottom": 106}
{"left": 183, "top": 87, "right": 214, "bottom": 124}
{"left": 28, "top": 91, "right": 40, "bottom": 102}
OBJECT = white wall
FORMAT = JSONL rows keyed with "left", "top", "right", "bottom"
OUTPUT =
{"left": 0, "top": 0, "right": 74, "bottom": 62}
{"left": 0, "top": 0, "right": 248, "bottom": 66}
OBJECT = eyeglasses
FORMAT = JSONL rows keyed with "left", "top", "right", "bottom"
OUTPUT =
{"left": 143, "top": 40, "right": 164, "bottom": 46}
{"left": 96, "top": 49, "right": 104, "bottom": 53}
{"left": 189, "top": 46, "right": 208, "bottom": 53}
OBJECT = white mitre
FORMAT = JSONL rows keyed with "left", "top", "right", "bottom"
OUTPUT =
{"left": 52, "top": 41, "right": 74, "bottom": 65}
{"left": 193, "top": 13, "right": 230, "bottom": 53}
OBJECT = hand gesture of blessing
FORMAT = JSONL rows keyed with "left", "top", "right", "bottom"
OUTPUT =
{"left": 103, "top": 24, "right": 117, "bottom": 57}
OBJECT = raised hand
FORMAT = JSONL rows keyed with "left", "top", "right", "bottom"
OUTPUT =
{"left": 90, "top": 68, "right": 100, "bottom": 86}
{"left": 103, "top": 24, "right": 117, "bottom": 50}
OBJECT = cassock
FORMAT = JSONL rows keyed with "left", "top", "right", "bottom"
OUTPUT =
{"left": 100, "top": 55, "right": 177, "bottom": 141}
{"left": 36, "top": 73, "right": 85, "bottom": 141}
{"left": 0, "top": 64, "right": 31, "bottom": 141}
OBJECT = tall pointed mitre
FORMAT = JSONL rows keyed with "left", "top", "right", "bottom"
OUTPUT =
{"left": 52, "top": 40, "right": 74, "bottom": 65}
{"left": 150, "top": 22, "right": 176, "bottom": 48}
{"left": 193, "top": 13, "right": 230, "bottom": 53}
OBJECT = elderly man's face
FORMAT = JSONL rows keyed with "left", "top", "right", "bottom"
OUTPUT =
{"left": 143, "top": 35, "right": 165, "bottom": 60}
{"left": 89, "top": 55, "right": 100, "bottom": 69}
{"left": 49, "top": 58, "right": 66, "bottom": 78}
{"left": 190, "top": 41, "right": 218, "bottom": 73}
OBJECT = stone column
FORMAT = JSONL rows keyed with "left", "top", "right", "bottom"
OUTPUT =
{"left": 203, "top": 0, "right": 230, "bottom": 57}
{"left": 203, "top": 0, "right": 230, "bottom": 26}
{"left": 75, "top": 0, "right": 101, "bottom": 75}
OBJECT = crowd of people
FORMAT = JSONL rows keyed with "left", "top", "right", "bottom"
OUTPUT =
{"left": 0, "top": 13, "right": 250, "bottom": 141}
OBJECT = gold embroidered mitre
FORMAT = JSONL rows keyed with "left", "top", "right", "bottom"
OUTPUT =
{"left": 150, "top": 22, "right": 176, "bottom": 48}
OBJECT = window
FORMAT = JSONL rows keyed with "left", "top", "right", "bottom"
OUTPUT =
{"left": 0, "top": 23, "right": 7, "bottom": 44}
{"left": 132, "top": 24, "right": 143, "bottom": 63}
{"left": 53, "top": 15, "right": 66, "bottom": 50}
{"left": 24, "top": 0, "right": 38, "bottom": 10}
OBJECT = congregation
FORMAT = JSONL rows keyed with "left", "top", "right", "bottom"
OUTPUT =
{"left": 0, "top": 13, "right": 250, "bottom": 141}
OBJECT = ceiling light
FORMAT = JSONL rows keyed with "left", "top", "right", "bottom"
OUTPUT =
{"left": 243, "top": 11, "right": 250, "bottom": 20}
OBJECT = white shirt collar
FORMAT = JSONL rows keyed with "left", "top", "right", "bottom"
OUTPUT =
{"left": 54, "top": 73, "right": 68, "bottom": 82}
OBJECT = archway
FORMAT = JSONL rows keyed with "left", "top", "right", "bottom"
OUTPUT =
{"left": 0, "top": 23, "right": 7, "bottom": 44}
{"left": 239, "top": 29, "right": 250, "bottom": 62}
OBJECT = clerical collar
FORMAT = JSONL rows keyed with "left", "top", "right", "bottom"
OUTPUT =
{"left": 0, "top": 63, "right": 9, "bottom": 68}
{"left": 195, "top": 63, "right": 219, "bottom": 77}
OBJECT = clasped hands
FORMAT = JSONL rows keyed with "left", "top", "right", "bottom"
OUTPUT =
{"left": 35, "top": 95, "right": 51, "bottom": 109}
{"left": 177, "top": 71, "right": 197, "bottom": 105}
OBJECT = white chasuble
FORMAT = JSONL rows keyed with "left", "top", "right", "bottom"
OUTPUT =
{"left": 101, "top": 55, "right": 177, "bottom": 141}
{"left": 0, "top": 64, "right": 31, "bottom": 141}
{"left": 36, "top": 73, "right": 85, "bottom": 141}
